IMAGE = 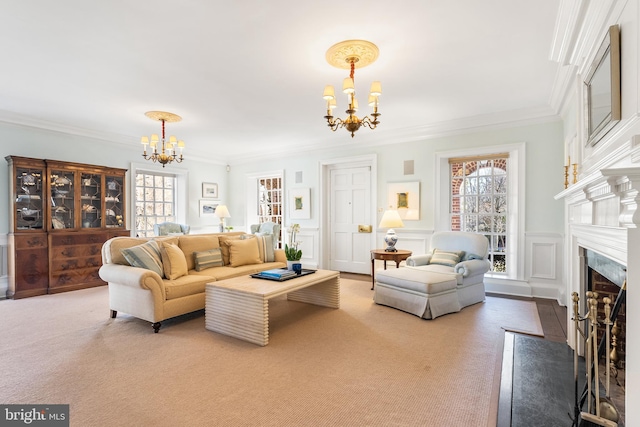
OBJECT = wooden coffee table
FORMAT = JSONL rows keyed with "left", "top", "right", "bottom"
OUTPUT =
{"left": 205, "top": 269, "right": 340, "bottom": 346}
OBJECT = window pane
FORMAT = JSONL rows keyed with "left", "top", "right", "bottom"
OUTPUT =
{"left": 479, "top": 196, "right": 492, "bottom": 213}
{"left": 463, "top": 196, "right": 477, "bottom": 213}
{"left": 463, "top": 215, "right": 477, "bottom": 232}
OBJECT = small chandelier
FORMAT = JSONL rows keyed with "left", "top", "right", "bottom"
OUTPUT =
{"left": 140, "top": 111, "right": 185, "bottom": 167}
{"left": 322, "top": 40, "right": 381, "bottom": 138}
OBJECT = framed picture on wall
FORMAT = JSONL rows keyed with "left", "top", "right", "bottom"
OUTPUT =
{"left": 202, "top": 182, "right": 218, "bottom": 199}
{"left": 199, "top": 199, "right": 218, "bottom": 216}
{"left": 387, "top": 181, "right": 420, "bottom": 220}
{"left": 289, "top": 187, "right": 310, "bottom": 219}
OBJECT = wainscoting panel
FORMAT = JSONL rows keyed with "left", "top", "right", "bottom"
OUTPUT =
{"left": 284, "top": 227, "right": 319, "bottom": 270}
{"left": 525, "top": 232, "right": 564, "bottom": 302}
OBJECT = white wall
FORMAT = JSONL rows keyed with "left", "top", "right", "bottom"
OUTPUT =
{"left": 228, "top": 120, "right": 565, "bottom": 299}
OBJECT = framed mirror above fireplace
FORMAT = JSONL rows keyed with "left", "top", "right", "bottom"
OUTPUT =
{"left": 584, "top": 24, "right": 621, "bottom": 147}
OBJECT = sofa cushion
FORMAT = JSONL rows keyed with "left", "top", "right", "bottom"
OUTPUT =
{"left": 121, "top": 240, "right": 164, "bottom": 277}
{"left": 430, "top": 249, "right": 464, "bottom": 267}
{"left": 375, "top": 267, "right": 458, "bottom": 294}
{"left": 241, "top": 234, "right": 275, "bottom": 262}
{"left": 164, "top": 275, "right": 211, "bottom": 300}
{"left": 228, "top": 238, "right": 262, "bottom": 267}
{"left": 219, "top": 235, "right": 242, "bottom": 265}
{"left": 194, "top": 248, "right": 224, "bottom": 271}
{"left": 178, "top": 235, "right": 220, "bottom": 270}
{"left": 160, "top": 242, "right": 188, "bottom": 280}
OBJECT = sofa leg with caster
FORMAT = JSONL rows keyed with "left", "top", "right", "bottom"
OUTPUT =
{"left": 152, "top": 322, "right": 161, "bottom": 333}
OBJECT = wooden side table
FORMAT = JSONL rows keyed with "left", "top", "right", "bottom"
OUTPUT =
{"left": 370, "top": 249, "right": 412, "bottom": 290}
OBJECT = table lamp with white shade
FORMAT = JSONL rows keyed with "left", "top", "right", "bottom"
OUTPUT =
{"left": 378, "top": 209, "right": 404, "bottom": 252}
{"left": 214, "top": 205, "right": 231, "bottom": 232}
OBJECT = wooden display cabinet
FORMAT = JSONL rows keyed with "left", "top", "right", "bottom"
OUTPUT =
{"left": 6, "top": 156, "right": 130, "bottom": 298}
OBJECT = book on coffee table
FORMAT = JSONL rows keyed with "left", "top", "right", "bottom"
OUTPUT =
{"left": 251, "top": 268, "right": 316, "bottom": 281}
{"left": 258, "top": 268, "right": 297, "bottom": 279}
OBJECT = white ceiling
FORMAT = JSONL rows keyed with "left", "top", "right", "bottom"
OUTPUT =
{"left": 0, "top": 1, "right": 561, "bottom": 164}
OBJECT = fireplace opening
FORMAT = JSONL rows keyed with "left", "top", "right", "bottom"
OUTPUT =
{"left": 581, "top": 248, "right": 626, "bottom": 423}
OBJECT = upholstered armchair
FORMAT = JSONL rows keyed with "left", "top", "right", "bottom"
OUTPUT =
{"left": 405, "top": 231, "right": 491, "bottom": 308}
{"left": 250, "top": 221, "right": 281, "bottom": 248}
{"left": 373, "top": 231, "right": 491, "bottom": 319}
{"left": 154, "top": 222, "right": 190, "bottom": 236}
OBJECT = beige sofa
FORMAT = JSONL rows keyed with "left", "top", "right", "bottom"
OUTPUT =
{"left": 99, "top": 232, "right": 286, "bottom": 332}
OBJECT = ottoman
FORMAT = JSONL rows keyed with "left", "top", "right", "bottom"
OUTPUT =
{"left": 373, "top": 267, "right": 460, "bottom": 319}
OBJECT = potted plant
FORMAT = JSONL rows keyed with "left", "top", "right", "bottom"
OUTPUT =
{"left": 285, "top": 223, "right": 302, "bottom": 270}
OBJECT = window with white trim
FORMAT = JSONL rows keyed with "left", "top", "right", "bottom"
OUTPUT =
{"left": 134, "top": 171, "right": 177, "bottom": 237}
{"left": 450, "top": 154, "right": 508, "bottom": 273}
{"left": 256, "top": 176, "right": 282, "bottom": 246}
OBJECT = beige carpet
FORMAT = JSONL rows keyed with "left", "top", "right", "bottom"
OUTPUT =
{"left": 0, "top": 278, "right": 542, "bottom": 427}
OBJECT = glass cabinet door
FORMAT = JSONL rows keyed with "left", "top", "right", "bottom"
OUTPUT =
{"left": 15, "top": 166, "right": 44, "bottom": 230}
{"left": 105, "top": 175, "right": 124, "bottom": 228}
{"left": 80, "top": 173, "right": 102, "bottom": 229}
{"left": 50, "top": 169, "right": 76, "bottom": 230}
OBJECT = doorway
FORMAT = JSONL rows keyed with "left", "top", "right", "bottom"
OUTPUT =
{"left": 320, "top": 155, "right": 377, "bottom": 274}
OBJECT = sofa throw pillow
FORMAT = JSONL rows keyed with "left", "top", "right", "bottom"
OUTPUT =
{"left": 160, "top": 242, "right": 188, "bottom": 280}
{"left": 121, "top": 240, "right": 164, "bottom": 277}
{"left": 193, "top": 248, "right": 224, "bottom": 271}
{"left": 219, "top": 235, "right": 242, "bottom": 265}
{"left": 241, "top": 234, "right": 275, "bottom": 262}
{"left": 429, "top": 249, "right": 464, "bottom": 267}
{"left": 227, "top": 238, "right": 262, "bottom": 267}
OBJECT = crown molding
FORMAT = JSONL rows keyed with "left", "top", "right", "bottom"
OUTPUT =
{"left": 0, "top": 109, "right": 134, "bottom": 146}
{"left": 549, "top": 0, "right": 589, "bottom": 66}
{"left": 0, "top": 105, "right": 561, "bottom": 167}
{"left": 228, "top": 106, "right": 561, "bottom": 165}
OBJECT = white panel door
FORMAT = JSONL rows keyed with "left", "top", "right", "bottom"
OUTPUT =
{"left": 329, "top": 166, "right": 372, "bottom": 274}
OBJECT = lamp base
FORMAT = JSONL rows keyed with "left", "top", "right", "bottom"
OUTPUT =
{"left": 384, "top": 228, "right": 398, "bottom": 252}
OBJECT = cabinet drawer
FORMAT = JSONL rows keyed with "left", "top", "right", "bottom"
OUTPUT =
{"left": 50, "top": 255, "right": 102, "bottom": 273}
{"left": 50, "top": 232, "right": 108, "bottom": 246}
{"left": 14, "top": 234, "right": 47, "bottom": 249}
{"left": 50, "top": 267, "right": 103, "bottom": 288}
{"left": 50, "top": 243, "right": 102, "bottom": 260}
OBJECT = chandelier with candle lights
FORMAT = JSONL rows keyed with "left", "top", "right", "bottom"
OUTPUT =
{"left": 322, "top": 40, "right": 381, "bottom": 137}
{"left": 140, "top": 111, "right": 185, "bottom": 167}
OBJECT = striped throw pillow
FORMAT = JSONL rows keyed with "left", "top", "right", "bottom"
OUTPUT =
{"left": 429, "top": 249, "right": 464, "bottom": 267}
{"left": 121, "top": 240, "right": 164, "bottom": 277}
{"left": 241, "top": 234, "right": 275, "bottom": 262}
{"left": 193, "top": 248, "right": 224, "bottom": 271}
